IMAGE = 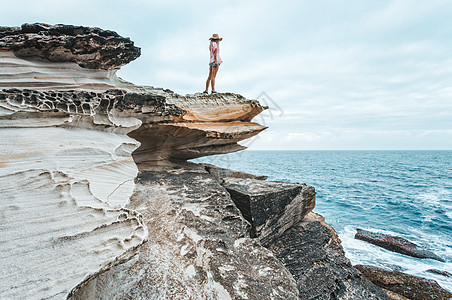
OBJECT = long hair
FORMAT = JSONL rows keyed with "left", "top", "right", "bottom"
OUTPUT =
{"left": 209, "top": 39, "right": 220, "bottom": 51}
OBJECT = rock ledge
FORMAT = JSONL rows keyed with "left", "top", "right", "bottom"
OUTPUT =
{"left": 0, "top": 23, "right": 140, "bottom": 69}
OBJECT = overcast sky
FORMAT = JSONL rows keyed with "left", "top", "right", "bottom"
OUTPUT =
{"left": 2, "top": 0, "right": 452, "bottom": 150}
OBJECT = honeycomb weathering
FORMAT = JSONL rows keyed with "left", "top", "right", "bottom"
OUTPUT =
{"left": 0, "top": 23, "right": 141, "bottom": 69}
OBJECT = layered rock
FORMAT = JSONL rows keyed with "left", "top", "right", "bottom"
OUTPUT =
{"left": 221, "top": 178, "right": 315, "bottom": 240}
{"left": 0, "top": 87, "right": 266, "bottom": 162}
{"left": 0, "top": 51, "right": 123, "bottom": 90}
{"left": 0, "top": 73, "right": 266, "bottom": 162}
{"left": 0, "top": 24, "right": 266, "bottom": 163}
{"left": 0, "top": 125, "right": 147, "bottom": 299}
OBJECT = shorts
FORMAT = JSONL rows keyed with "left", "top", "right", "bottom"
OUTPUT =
{"left": 209, "top": 62, "right": 221, "bottom": 69}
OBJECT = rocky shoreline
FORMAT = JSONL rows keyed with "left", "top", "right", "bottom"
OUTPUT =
{"left": 0, "top": 23, "right": 449, "bottom": 300}
{"left": 351, "top": 228, "right": 450, "bottom": 299}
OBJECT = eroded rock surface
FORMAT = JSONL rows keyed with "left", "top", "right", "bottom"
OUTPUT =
{"left": 0, "top": 127, "right": 147, "bottom": 299}
{"left": 0, "top": 24, "right": 267, "bottom": 163}
{"left": 355, "top": 228, "right": 444, "bottom": 262}
{"left": 355, "top": 265, "right": 452, "bottom": 300}
{"left": 0, "top": 89, "right": 266, "bottom": 161}
{"left": 0, "top": 23, "right": 140, "bottom": 69}
{"left": 70, "top": 163, "right": 299, "bottom": 299}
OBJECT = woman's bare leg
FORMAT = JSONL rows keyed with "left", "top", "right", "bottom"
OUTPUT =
{"left": 211, "top": 65, "right": 219, "bottom": 92}
{"left": 205, "top": 68, "right": 213, "bottom": 92}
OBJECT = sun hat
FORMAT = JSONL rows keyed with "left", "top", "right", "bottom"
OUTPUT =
{"left": 209, "top": 34, "right": 223, "bottom": 41}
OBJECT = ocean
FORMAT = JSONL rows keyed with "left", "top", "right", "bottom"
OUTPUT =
{"left": 194, "top": 150, "right": 452, "bottom": 291}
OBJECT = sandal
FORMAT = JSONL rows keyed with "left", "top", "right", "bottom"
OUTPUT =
{"left": 211, "top": 91, "right": 218, "bottom": 94}
{"left": 203, "top": 91, "right": 208, "bottom": 94}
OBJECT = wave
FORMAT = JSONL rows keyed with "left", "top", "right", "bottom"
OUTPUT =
{"left": 194, "top": 150, "right": 452, "bottom": 292}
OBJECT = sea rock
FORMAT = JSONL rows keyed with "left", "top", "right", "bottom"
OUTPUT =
{"left": 355, "top": 265, "right": 452, "bottom": 300}
{"left": 203, "top": 163, "right": 268, "bottom": 182}
{"left": 0, "top": 23, "right": 140, "bottom": 69}
{"left": 426, "top": 269, "right": 452, "bottom": 277}
{"left": 69, "top": 163, "right": 299, "bottom": 299}
{"left": 355, "top": 228, "right": 444, "bottom": 262}
{"left": 222, "top": 177, "right": 315, "bottom": 239}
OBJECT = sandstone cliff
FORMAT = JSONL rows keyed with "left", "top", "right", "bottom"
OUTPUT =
{"left": 0, "top": 23, "right": 388, "bottom": 299}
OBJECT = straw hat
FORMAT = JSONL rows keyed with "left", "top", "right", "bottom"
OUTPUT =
{"left": 209, "top": 33, "right": 223, "bottom": 41}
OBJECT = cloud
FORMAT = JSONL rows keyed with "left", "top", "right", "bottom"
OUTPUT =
{"left": 1, "top": 0, "right": 451, "bottom": 149}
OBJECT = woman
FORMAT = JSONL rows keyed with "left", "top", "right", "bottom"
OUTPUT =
{"left": 204, "top": 34, "right": 223, "bottom": 94}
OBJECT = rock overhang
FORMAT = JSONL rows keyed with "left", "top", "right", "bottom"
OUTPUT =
{"left": 0, "top": 23, "right": 268, "bottom": 163}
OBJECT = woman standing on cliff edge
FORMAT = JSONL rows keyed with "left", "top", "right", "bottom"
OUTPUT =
{"left": 204, "top": 34, "right": 223, "bottom": 94}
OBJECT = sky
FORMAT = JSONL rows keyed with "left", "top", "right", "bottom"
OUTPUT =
{"left": 1, "top": 0, "right": 452, "bottom": 150}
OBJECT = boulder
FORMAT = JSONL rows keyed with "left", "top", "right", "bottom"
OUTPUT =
{"left": 355, "top": 229, "right": 444, "bottom": 262}
{"left": 222, "top": 177, "right": 315, "bottom": 240}
{"left": 355, "top": 265, "right": 452, "bottom": 300}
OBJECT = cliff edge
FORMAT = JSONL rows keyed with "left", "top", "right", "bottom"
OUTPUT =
{"left": 0, "top": 24, "right": 388, "bottom": 299}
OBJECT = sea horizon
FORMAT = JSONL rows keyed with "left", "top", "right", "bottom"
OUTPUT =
{"left": 242, "top": 149, "right": 452, "bottom": 151}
